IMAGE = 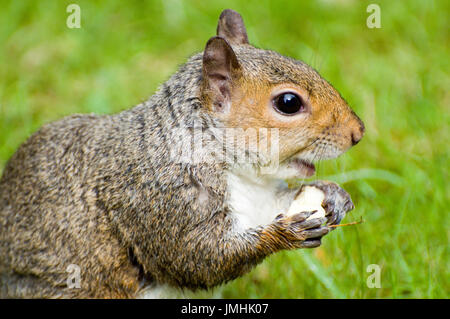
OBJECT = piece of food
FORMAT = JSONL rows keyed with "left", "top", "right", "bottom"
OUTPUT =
{"left": 328, "top": 216, "right": 364, "bottom": 228}
{"left": 287, "top": 186, "right": 326, "bottom": 220}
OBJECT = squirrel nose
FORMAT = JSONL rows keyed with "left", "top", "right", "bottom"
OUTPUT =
{"left": 350, "top": 120, "right": 365, "bottom": 146}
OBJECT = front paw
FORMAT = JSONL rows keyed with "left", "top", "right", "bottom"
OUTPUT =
{"left": 272, "top": 212, "right": 330, "bottom": 249}
{"left": 306, "top": 181, "right": 354, "bottom": 226}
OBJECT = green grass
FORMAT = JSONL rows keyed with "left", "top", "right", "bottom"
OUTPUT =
{"left": 0, "top": 0, "right": 448, "bottom": 298}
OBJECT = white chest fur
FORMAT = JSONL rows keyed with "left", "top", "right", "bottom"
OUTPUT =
{"left": 226, "top": 171, "right": 291, "bottom": 230}
{"left": 137, "top": 284, "right": 222, "bottom": 299}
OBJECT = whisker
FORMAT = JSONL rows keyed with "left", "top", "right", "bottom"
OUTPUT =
{"left": 302, "top": 137, "right": 320, "bottom": 153}
{"left": 315, "top": 143, "right": 326, "bottom": 181}
{"left": 311, "top": 142, "right": 324, "bottom": 181}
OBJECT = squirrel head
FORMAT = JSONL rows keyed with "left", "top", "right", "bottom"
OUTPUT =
{"left": 199, "top": 9, "right": 365, "bottom": 179}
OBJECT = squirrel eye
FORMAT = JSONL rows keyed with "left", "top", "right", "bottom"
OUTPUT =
{"left": 273, "top": 92, "right": 304, "bottom": 115}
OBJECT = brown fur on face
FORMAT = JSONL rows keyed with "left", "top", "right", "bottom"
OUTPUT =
{"left": 211, "top": 45, "right": 365, "bottom": 165}
{"left": 200, "top": 10, "right": 364, "bottom": 172}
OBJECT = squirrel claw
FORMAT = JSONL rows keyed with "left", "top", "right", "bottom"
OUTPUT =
{"left": 306, "top": 180, "right": 355, "bottom": 227}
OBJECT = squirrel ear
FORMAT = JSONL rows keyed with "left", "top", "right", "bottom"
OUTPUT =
{"left": 202, "top": 36, "right": 241, "bottom": 112}
{"left": 216, "top": 9, "right": 249, "bottom": 45}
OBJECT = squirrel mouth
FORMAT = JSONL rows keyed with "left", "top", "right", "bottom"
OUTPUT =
{"left": 291, "top": 158, "right": 316, "bottom": 177}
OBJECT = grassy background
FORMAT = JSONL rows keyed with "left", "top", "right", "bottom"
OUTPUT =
{"left": 0, "top": 0, "right": 448, "bottom": 298}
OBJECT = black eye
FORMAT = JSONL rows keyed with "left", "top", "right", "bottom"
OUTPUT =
{"left": 273, "top": 92, "right": 304, "bottom": 115}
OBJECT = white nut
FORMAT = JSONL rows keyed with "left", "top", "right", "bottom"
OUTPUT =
{"left": 287, "top": 186, "right": 326, "bottom": 220}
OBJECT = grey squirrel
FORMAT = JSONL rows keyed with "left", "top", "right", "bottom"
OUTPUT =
{"left": 0, "top": 9, "right": 364, "bottom": 298}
